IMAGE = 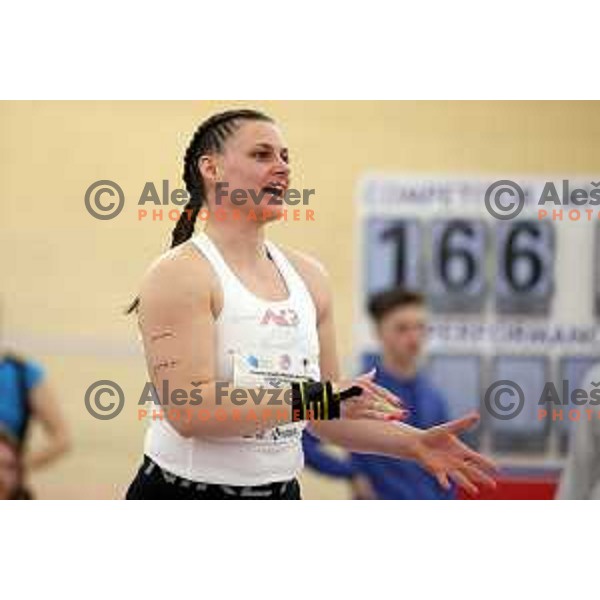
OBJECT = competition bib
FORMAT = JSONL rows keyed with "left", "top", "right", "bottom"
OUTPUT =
{"left": 232, "top": 352, "right": 312, "bottom": 388}
{"left": 232, "top": 351, "right": 314, "bottom": 444}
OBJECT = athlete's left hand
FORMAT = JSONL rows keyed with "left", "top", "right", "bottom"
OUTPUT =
{"left": 410, "top": 412, "right": 497, "bottom": 495}
{"left": 335, "top": 368, "right": 408, "bottom": 422}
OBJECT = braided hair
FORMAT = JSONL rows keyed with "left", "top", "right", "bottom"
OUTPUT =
{"left": 126, "top": 109, "right": 274, "bottom": 314}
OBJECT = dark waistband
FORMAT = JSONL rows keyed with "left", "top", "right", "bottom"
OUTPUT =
{"left": 141, "top": 456, "right": 296, "bottom": 498}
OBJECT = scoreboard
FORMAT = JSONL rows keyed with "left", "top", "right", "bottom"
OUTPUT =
{"left": 364, "top": 215, "right": 554, "bottom": 314}
{"left": 355, "top": 176, "right": 600, "bottom": 466}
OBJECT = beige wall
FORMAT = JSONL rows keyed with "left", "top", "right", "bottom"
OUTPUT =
{"left": 2, "top": 101, "right": 599, "bottom": 498}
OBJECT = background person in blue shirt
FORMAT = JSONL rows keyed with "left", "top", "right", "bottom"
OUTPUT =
{"left": 0, "top": 349, "right": 71, "bottom": 498}
{"left": 303, "top": 288, "right": 456, "bottom": 500}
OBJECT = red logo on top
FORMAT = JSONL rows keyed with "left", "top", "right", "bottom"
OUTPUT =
{"left": 260, "top": 308, "right": 300, "bottom": 327}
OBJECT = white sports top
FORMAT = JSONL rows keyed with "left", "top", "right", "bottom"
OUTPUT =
{"left": 143, "top": 231, "right": 321, "bottom": 485}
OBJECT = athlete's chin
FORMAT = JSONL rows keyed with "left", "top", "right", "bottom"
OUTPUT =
{"left": 260, "top": 205, "right": 285, "bottom": 222}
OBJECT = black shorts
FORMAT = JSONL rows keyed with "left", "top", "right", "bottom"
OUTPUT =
{"left": 125, "top": 456, "right": 302, "bottom": 500}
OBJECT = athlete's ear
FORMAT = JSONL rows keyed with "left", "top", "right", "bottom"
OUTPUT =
{"left": 199, "top": 155, "right": 223, "bottom": 183}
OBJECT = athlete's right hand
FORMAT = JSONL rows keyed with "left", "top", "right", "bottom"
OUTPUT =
{"left": 334, "top": 368, "right": 408, "bottom": 422}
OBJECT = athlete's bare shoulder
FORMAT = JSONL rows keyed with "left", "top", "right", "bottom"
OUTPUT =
{"left": 280, "top": 246, "right": 329, "bottom": 278}
{"left": 137, "top": 241, "right": 217, "bottom": 317}
{"left": 275, "top": 245, "right": 333, "bottom": 321}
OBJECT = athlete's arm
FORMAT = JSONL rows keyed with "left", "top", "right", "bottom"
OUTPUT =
{"left": 287, "top": 249, "right": 497, "bottom": 493}
{"left": 137, "top": 243, "right": 295, "bottom": 438}
{"left": 287, "top": 249, "right": 425, "bottom": 458}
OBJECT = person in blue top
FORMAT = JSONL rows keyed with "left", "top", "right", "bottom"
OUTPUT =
{"left": 0, "top": 349, "right": 71, "bottom": 499}
{"left": 303, "top": 288, "right": 456, "bottom": 500}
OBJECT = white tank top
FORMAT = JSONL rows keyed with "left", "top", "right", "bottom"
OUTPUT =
{"left": 143, "top": 231, "right": 321, "bottom": 485}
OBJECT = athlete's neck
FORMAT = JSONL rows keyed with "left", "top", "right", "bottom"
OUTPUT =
{"left": 203, "top": 220, "right": 269, "bottom": 265}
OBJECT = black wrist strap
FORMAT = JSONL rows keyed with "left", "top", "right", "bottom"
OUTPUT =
{"left": 290, "top": 381, "right": 363, "bottom": 421}
{"left": 339, "top": 385, "right": 363, "bottom": 401}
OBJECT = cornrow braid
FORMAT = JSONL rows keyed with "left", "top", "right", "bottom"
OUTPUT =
{"left": 126, "top": 109, "right": 274, "bottom": 314}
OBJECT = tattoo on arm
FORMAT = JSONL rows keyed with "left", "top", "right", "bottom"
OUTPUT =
{"left": 149, "top": 330, "right": 176, "bottom": 342}
{"left": 152, "top": 359, "right": 179, "bottom": 375}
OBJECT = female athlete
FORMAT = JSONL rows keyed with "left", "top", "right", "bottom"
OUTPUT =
{"left": 125, "top": 109, "right": 496, "bottom": 500}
